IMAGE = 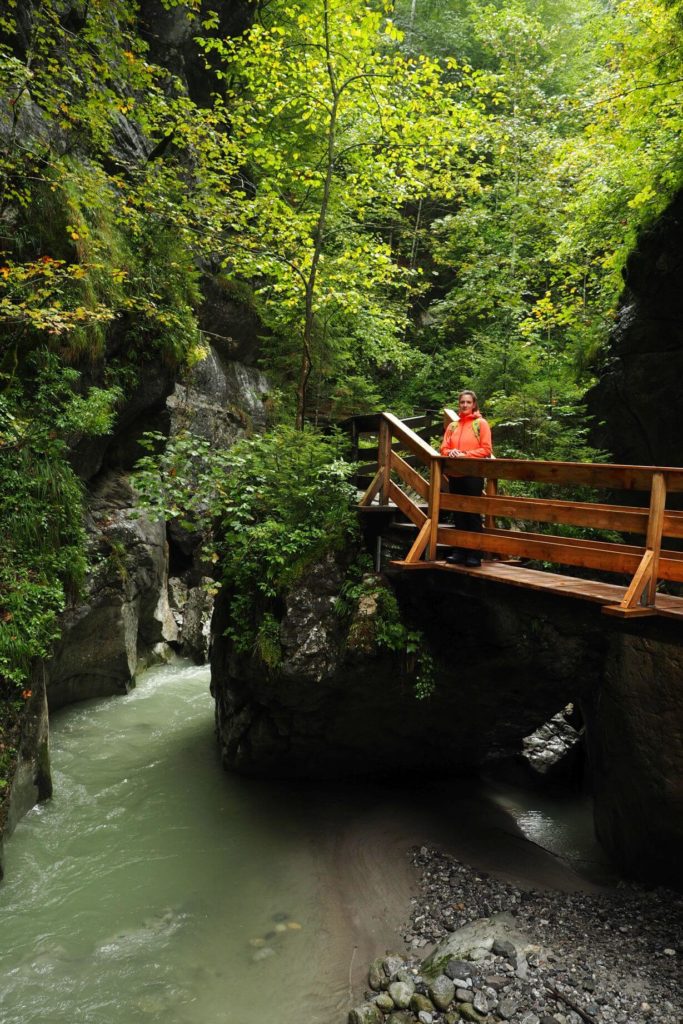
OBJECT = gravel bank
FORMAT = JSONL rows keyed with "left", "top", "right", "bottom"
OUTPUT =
{"left": 350, "top": 845, "right": 682, "bottom": 1024}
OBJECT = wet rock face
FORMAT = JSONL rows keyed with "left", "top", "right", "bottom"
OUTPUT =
{"left": 582, "top": 630, "right": 683, "bottom": 888}
{"left": 137, "top": 0, "right": 255, "bottom": 105}
{"left": 0, "top": 662, "right": 51, "bottom": 880}
{"left": 210, "top": 559, "right": 606, "bottom": 780}
{"left": 587, "top": 190, "right": 683, "bottom": 468}
{"left": 48, "top": 472, "right": 177, "bottom": 709}
{"left": 521, "top": 704, "right": 584, "bottom": 782}
{"left": 167, "top": 346, "right": 269, "bottom": 448}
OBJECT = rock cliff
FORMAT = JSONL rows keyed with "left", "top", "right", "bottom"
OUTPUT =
{"left": 211, "top": 554, "right": 683, "bottom": 885}
{"left": 587, "top": 190, "right": 683, "bottom": 469}
{"left": 210, "top": 553, "right": 603, "bottom": 779}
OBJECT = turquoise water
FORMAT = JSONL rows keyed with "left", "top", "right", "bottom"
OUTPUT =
{"left": 0, "top": 663, "right": 354, "bottom": 1024}
{"left": 0, "top": 660, "right": 613, "bottom": 1024}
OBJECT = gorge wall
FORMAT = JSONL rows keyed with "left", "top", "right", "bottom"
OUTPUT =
{"left": 587, "top": 189, "right": 683, "bottom": 469}
{"left": 211, "top": 556, "right": 683, "bottom": 887}
{"left": 210, "top": 554, "right": 603, "bottom": 780}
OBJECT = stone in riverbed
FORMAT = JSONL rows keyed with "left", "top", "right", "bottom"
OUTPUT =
{"left": 423, "top": 912, "right": 536, "bottom": 977}
{"left": 483, "top": 974, "right": 508, "bottom": 990}
{"left": 492, "top": 939, "right": 517, "bottom": 959}
{"left": 497, "top": 995, "right": 518, "bottom": 1019}
{"left": 348, "top": 1002, "right": 383, "bottom": 1024}
{"left": 410, "top": 993, "right": 435, "bottom": 1015}
{"left": 387, "top": 1014, "right": 415, "bottom": 1024}
{"left": 459, "top": 1003, "right": 488, "bottom": 1023}
{"left": 396, "top": 968, "right": 418, "bottom": 985}
{"left": 368, "top": 957, "right": 385, "bottom": 991}
{"left": 446, "top": 959, "right": 475, "bottom": 981}
{"left": 472, "top": 989, "right": 489, "bottom": 1015}
{"left": 375, "top": 992, "right": 395, "bottom": 1012}
{"left": 251, "top": 946, "right": 275, "bottom": 962}
{"left": 388, "top": 981, "right": 414, "bottom": 1009}
{"left": 428, "top": 974, "right": 455, "bottom": 1011}
{"left": 383, "top": 954, "right": 406, "bottom": 979}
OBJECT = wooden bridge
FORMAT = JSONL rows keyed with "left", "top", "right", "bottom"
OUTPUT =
{"left": 352, "top": 410, "right": 683, "bottom": 621}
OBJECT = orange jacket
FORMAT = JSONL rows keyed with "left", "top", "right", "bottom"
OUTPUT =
{"left": 440, "top": 411, "right": 493, "bottom": 459}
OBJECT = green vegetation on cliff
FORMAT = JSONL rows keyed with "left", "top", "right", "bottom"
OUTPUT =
{"left": 136, "top": 425, "right": 357, "bottom": 658}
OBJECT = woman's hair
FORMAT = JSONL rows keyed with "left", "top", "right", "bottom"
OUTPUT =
{"left": 459, "top": 389, "right": 479, "bottom": 412}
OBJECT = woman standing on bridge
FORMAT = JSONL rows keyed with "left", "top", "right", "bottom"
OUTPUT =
{"left": 440, "top": 390, "right": 493, "bottom": 567}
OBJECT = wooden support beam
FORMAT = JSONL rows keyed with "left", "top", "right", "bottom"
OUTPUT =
{"left": 617, "top": 548, "right": 654, "bottom": 611}
{"left": 484, "top": 478, "right": 498, "bottom": 531}
{"left": 645, "top": 472, "right": 666, "bottom": 605}
{"left": 387, "top": 480, "right": 427, "bottom": 528}
{"left": 602, "top": 604, "right": 657, "bottom": 619}
{"left": 378, "top": 419, "right": 392, "bottom": 506}
{"left": 359, "top": 467, "right": 384, "bottom": 507}
{"left": 405, "top": 519, "right": 431, "bottom": 563}
{"left": 436, "top": 526, "right": 646, "bottom": 576}
{"left": 427, "top": 459, "right": 442, "bottom": 561}
{"left": 390, "top": 450, "right": 429, "bottom": 500}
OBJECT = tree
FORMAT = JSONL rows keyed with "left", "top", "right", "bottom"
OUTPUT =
{"left": 199, "top": 0, "right": 487, "bottom": 426}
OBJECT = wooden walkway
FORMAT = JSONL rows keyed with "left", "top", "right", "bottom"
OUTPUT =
{"left": 392, "top": 557, "right": 683, "bottom": 620}
{"left": 355, "top": 410, "right": 683, "bottom": 622}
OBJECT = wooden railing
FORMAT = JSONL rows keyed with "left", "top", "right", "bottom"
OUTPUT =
{"left": 343, "top": 409, "right": 444, "bottom": 492}
{"left": 359, "top": 410, "right": 683, "bottom": 617}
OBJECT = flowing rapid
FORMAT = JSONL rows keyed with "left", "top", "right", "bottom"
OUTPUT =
{"left": 0, "top": 660, "right": 612, "bottom": 1024}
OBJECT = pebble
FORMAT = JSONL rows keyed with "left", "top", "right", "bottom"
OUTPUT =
{"left": 348, "top": 846, "right": 683, "bottom": 1024}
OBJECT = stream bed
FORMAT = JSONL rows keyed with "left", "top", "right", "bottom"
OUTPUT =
{"left": 0, "top": 659, "right": 614, "bottom": 1024}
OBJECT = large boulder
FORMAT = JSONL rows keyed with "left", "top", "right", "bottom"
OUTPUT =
{"left": 48, "top": 472, "right": 176, "bottom": 709}
{"left": 210, "top": 553, "right": 605, "bottom": 779}
{"left": 167, "top": 346, "right": 269, "bottom": 447}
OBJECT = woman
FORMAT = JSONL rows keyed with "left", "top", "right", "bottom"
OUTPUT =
{"left": 440, "top": 389, "right": 493, "bottom": 567}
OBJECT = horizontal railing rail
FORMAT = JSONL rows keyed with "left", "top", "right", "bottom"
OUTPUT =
{"left": 356, "top": 409, "right": 683, "bottom": 617}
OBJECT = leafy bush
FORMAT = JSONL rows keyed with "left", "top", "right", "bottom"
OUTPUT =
{"left": 135, "top": 425, "right": 358, "bottom": 656}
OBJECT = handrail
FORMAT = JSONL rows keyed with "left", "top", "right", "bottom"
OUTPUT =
{"left": 359, "top": 410, "right": 683, "bottom": 617}
{"left": 381, "top": 412, "right": 438, "bottom": 462}
{"left": 442, "top": 455, "right": 683, "bottom": 493}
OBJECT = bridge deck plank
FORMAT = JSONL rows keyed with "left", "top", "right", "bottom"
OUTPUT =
{"left": 389, "top": 559, "right": 683, "bottom": 620}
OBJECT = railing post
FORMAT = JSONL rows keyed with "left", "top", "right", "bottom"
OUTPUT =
{"left": 484, "top": 478, "right": 498, "bottom": 531}
{"left": 427, "top": 457, "right": 441, "bottom": 561}
{"left": 378, "top": 416, "right": 392, "bottom": 506}
{"left": 645, "top": 472, "right": 666, "bottom": 605}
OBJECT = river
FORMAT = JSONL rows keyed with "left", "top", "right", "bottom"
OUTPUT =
{"left": 0, "top": 659, "right": 614, "bottom": 1024}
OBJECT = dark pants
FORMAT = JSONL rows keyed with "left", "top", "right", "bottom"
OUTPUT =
{"left": 448, "top": 475, "right": 483, "bottom": 539}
